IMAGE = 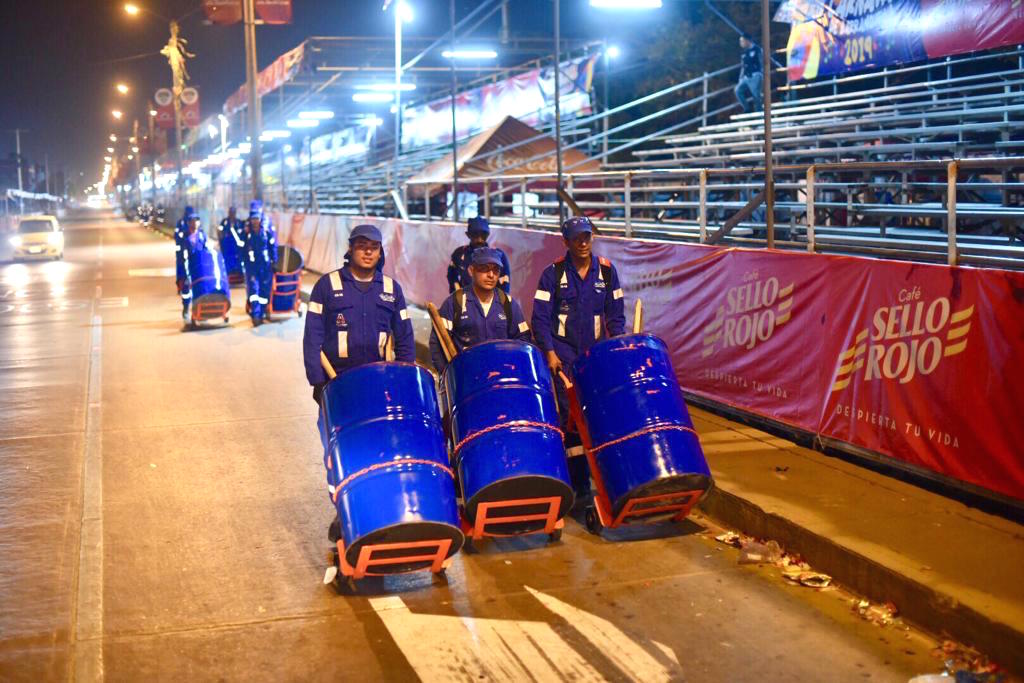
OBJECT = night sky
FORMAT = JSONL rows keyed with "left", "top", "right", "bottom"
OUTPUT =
{"left": 0, "top": 1, "right": 678, "bottom": 190}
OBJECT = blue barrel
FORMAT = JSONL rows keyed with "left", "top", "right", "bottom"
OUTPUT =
{"left": 188, "top": 248, "right": 231, "bottom": 319}
{"left": 444, "top": 340, "right": 573, "bottom": 534}
{"left": 572, "top": 334, "right": 712, "bottom": 518}
{"left": 219, "top": 233, "right": 243, "bottom": 279}
{"left": 323, "top": 362, "right": 463, "bottom": 571}
{"left": 271, "top": 245, "right": 303, "bottom": 313}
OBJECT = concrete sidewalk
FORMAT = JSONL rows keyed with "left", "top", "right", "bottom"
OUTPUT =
{"left": 296, "top": 276, "right": 1024, "bottom": 675}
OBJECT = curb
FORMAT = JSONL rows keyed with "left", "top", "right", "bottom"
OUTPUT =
{"left": 698, "top": 486, "right": 1024, "bottom": 676}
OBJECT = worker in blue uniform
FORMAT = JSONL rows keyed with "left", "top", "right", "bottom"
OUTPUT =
{"left": 303, "top": 224, "right": 415, "bottom": 539}
{"left": 218, "top": 206, "right": 246, "bottom": 282}
{"left": 531, "top": 216, "right": 626, "bottom": 502}
{"left": 248, "top": 199, "right": 277, "bottom": 255}
{"left": 429, "top": 247, "right": 531, "bottom": 374}
{"left": 446, "top": 216, "right": 511, "bottom": 294}
{"left": 243, "top": 204, "right": 275, "bottom": 326}
{"left": 174, "top": 206, "right": 204, "bottom": 322}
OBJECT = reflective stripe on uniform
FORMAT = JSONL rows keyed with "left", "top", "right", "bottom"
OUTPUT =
{"left": 518, "top": 321, "right": 529, "bottom": 333}
{"left": 559, "top": 270, "right": 568, "bottom": 287}
{"left": 594, "top": 315, "right": 602, "bottom": 339}
{"left": 557, "top": 313, "right": 568, "bottom": 337}
{"left": 399, "top": 308, "right": 409, "bottom": 320}
{"left": 337, "top": 331, "right": 349, "bottom": 358}
{"left": 180, "top": 291, "right": 192, "bottom": 300}
{"left": 382, "top": 276, "right": 394, "bottom": 294}
{"left": 329, "top": 271, "right": 343, "bottom": 291}
{"left": 442, "top": 317, "right": 453, "bottom": 330}
{"left": 378, "top": 332, "right": 387, "bottom": 358}
{"left": 308, "top": 300, "right": 323, "bottom": 314}
{"left": 499, "top": 275, "right": 510, "bottom": 284}
{"left": 613, "top": 288, "right": 623, "bottom": 300}
{"left": 534, "top": 289, "right": 551, "bottom": 302}
{"left": 597, "top": 265, "right": 604, "bottom": 282}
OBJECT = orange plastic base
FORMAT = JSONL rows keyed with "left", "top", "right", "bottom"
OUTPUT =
{"left": 337, "top": 538, "right": 454, "bottom": 580}
{"left": 461, "top": 495, "right": 565, "bottom": 540}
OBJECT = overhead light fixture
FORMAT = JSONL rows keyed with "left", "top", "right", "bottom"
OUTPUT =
{"left": 355, "top": 83, "right": 416, "bottom": 92}
{"left": 606, "top": 45, "right": 621, "bottom": 58}
{"left": 442, "top": 49, "right": 498, "bottom": 59}
{"left": 396, "top": 0, "right": 413, "bottom": 23}
{"left": 286, "top": 118, "right": 320, "bottom": 128}
{"left": 589, "top": 0, "right": 661, "bottom": 7}
{"left": 112, "top": 110, "right": 123, "bottom": 120}
{"left": 360, "top": 116, "right": 384, "bottom": 127}
{"left": 259, "top": 129, "right": 292, "bottom": 141}
{"left": 352, "top": 92, "right": 395, "bottom": 103}
{"left": 107, "top": 147, "right": 115, "bottom": 153}
{"left": 237, "top": 142, "right": 252, "bottom": 153}
{"left": 298, "top": 110, "right": 335, "bottom": 120}
{"left": 110, "top": 134, "right": 118, "bottom": 141}
{"left": 207, "top": 124, "right": 218, "bottom": 139}
{"left": 149, "top": 109, "right": 158, "bottom": 116}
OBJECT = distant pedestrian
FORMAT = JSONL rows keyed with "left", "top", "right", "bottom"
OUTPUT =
{"left": 735, "top": 34, "right": 764, "bottom": 113}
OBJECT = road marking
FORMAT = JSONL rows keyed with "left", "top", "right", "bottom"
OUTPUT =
{"left": 524, "top": 585, "right": 680, "bottom": 680}
{"left": 128, "top": 267, "right": 176, "bottom": 278}
{"left": 73, "top": 289, "right": 105, "bottom": 681}
{"left": 99, "top": 297, "right": 128, "bottom": 309}
{"left": 369, "top": 587, "right": 681, "bottom": 681}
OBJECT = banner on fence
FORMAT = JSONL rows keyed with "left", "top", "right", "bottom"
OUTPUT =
{"left": 401, "top": 54, "right": 597, "bottom": 149}
{"left": 278, "top": 214, "right": 1024, "bottom": 501}
{"left": 777, "top": 0, "right": 1024, "bottom": 81}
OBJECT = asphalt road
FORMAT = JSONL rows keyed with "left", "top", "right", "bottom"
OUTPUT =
{"left": 0, "top": 211, "right": 947, "bottom": 682}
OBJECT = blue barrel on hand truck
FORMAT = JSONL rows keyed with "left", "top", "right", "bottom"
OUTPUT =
{"left": 571, "top": 334, "right": 712, "bottom": 534}
{"left": 269, "top": 244, "right": 303, "bottom": 318}
{"left": 323, "top": 362, "right": 463, "bottom": 583}
{"left": 443, "top": 340, "right": 573, "bottom": 544}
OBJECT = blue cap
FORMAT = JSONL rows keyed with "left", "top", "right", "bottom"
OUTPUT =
{"left": 349, "top": 224, "right": 382, "bottom": 244}
{"left": 471, "top": 247, "right": 502, "bottom": 268}
{"left": 184, "top": 205, "right": 197, "bottom": 219}
{"left": 561, "top": 216, "right": 594, "bottom": 239}
{"left": 248, "top": 200, "right": 262, "bottom": 219}
{"left": 467, "top": 216, "right": 490, "bottom": 235}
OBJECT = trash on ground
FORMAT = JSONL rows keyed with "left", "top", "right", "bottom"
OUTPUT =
{"left": 739, "top": 540, "right": 783, "bottom": 564}
{"left": 784, "top": 569, "right": 832, "bottom": 588}
{"left": 931, "top": 639, "right": 1002, "bottom": 681}
{"left": 715, "top": 532, "right": 744, "bottom": 548}
{"left": 852, "top": 599, "right": 899, "bottom": 627}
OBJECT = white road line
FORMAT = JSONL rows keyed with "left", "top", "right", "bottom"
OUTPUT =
{"left": 524, "top": 585, "right": 681, "bottom": 681}
{"left": 368, "top": 595, "right": 603, "bottom": 681}
{"left": 73, "top": 291, "right": 105, "bottom": 680}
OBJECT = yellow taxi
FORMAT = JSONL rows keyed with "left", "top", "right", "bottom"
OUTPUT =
{"left": 10, "top": 215, "right": 64, "bottom": 260}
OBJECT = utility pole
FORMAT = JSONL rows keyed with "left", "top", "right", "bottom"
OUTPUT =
{"left": 242, "top": 0, "right": 263, "bottom": 200}
{"left": 449, "top": 0, "right": 459, "bottom": 222}
{"left": 761, "top": 0, "right": 775, "bottom": 247}
{"left": 554, "top": 0, "right": 564, "bottom": 222}
{"left": 161, "top": 20, "right": 193, "bottom": 205}
{"left": 394, "top": 2, "right": 403, "bottom": 175}
{"left": 133, "top": 119, "right": 143, "bottom": 206}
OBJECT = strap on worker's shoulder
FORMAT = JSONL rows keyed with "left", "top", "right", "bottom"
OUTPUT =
{"left": 497, "top": 289, "right": 515, "bottom": 337}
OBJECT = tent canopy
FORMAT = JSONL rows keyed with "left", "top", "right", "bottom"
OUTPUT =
{"left": 407, "top": 116, "right": 600, "bottom": 191}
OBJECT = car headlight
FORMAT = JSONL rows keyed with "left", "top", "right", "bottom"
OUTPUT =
{"left": 47, "top": 232, "right": 62, "bottom": 245}
{"left": 10, "top": 236, "right": 22, "bottom": 247}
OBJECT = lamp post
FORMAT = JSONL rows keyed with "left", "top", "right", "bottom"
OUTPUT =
{"left": 242, "top": 0, "right": 263, "bottom": 200}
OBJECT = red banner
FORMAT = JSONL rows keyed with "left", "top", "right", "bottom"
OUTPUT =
{"left": 203, "top": 0, "right": 291, "bottom": 24}
{"left": 181, "top": 87, "right": 200, "bottom": 128}
{"left": 154, "top": 88, "right": 174, "bottom": 130}
{"left": 277, "top": 215, "right": 1024, "bottom": 502}
{"left": 223, "top": 43, "right": 304, "bottom": 115}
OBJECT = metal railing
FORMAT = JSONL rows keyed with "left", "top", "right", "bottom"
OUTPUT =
{"left": 405, "top": 156, "right": 1024, "bottom": 269}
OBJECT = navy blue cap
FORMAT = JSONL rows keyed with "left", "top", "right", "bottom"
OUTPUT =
{"left": 184, "top": 205, "right": 197, "bottom": 219}
{"left": 349, "top": 224, "right": 382, "bottom": 244}
{"left": 470, "top": 247, "right": 502, "bottom": 268}
{"left": 467, "top": 216, "right": 490, "bottom": 235}
{"left": 561, "top": 216, "right": 594, "bottom": 239}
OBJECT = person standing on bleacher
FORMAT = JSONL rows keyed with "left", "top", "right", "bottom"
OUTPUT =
{"left": 447, "top": 216, "right": 512, "bottom": 295}
{"left": 735, "top": 34, "right": 763, "bottom": 113}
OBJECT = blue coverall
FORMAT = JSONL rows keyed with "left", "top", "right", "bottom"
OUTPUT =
{"left": 175, "top": 221, "right": 207, "bottom": 316}
{"left": 447, "top": 244, "right": 511, "bottom": 294}
{"left": 531, "top": 253, "right": 626, "bottom": 495}
{"left": 244, "top": 225, "right": 274, "bottom": 321}
{"left": 302, "top": 267, "right": 416, "bottom": 501}
{"left": 428, "top": 288, "right": 532, "bottom": 374}
{"left": 219, "top": 216, "right": 246, "bottom": 279}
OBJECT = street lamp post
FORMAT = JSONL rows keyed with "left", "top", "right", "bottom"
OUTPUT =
{"left": 554, "top": 0, "right": 564, "bottom": 222}
{"left": 242, "top": 0, "right": 263, "bottom": 200}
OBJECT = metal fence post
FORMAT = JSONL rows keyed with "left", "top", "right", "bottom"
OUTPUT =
{"left": 402, "top": 184, "right": 408, "bottom": 219}
{"left": 483, "top": 178, "right": 491, "bottom": 220}
{"left": 947, "top": 160, "right": 958, "bottom": 266}
{"left": 520, "top": 178, "right": 527, "bottom": 230}
{"left": 699, "top": 169, "right": 708, "bottom": 243}
{"left": 624, "top": 172, "right": 633, "bottom": 237}
{"left": 425, "top": 186, "right": 432, "bottom": 222}
{"left": 702, "top": 72, "right": 709, "bottom": 128}
{"left": 805, "top": 165, "right": 816, "bottom": 253}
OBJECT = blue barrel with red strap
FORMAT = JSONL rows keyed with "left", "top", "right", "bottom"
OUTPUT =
{"left": 188, "top": 248, "right": 231, "bottom": 317}
{"left": 443, "top": 340, "right": 573, "bottom": 533}
{"left": 323, "top": 362, "right": 463, "bottom": 571}
{"left": 572, "top": 334, "right": 712, "bottom": 518}
{"left": 271, "top": 244, "right": 303, "bottom": 314}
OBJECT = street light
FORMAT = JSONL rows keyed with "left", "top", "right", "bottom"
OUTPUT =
{"left": 352, "top": 92, "right": 394, "bottom": 103}
{"left": 149, "top": 109, "right": 157, "bottom": 116}
{"left": 442, "top": 49, "right": 498, "bottom": 59}
{"left": 124, "top": 3, "right": 140, "bottom": 15}
{"left": 589, "top": 0, "right": 662, "bottom": 7}
{"left": 298, "top": 110, "right": 335, "bottom": 120}
{"left": 112, "top": 110, "right": 124, "bottom": 120}
{"left": 116, "top": 83, "right": 130, "bottom": 94}
{"left": 107, "top": 147, "right": 115, "bottom": 153}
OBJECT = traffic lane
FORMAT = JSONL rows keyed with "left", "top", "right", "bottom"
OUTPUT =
{"left": 0, "top": 215, "right": 108, "bottom": 680}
